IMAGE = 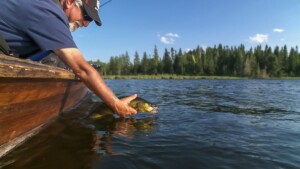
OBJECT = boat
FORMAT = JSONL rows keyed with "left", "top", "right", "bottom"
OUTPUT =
{"left": 0, "top": 54, "right": 90, "bottom": 158}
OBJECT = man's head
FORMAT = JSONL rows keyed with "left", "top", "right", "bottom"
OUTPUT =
{"left": 62, "top": 0, "right": 101, "bottom": 31}
{"left": 81, "top": 0, "right": 101, "bottom": 26}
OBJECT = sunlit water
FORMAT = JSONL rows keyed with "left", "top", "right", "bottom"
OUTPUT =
{"left": 1, "top": 80, "right": 300, "bottom": 169}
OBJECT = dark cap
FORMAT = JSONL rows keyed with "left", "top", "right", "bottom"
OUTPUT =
{"left": 82, "top": 0, "right": 102, "bottom": 26}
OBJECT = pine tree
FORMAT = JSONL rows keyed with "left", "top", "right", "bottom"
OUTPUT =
{"left": 133, "top": 51, "right": 141, "bottom": 74}
{"left": 194, "top": 46, "right": 204, "bottom": 75}
{"left": 153, "top": 45, "right": 159, "bottom": 74}
{"left": 141, "top": 52, "right": 149, "bottom": 74}
{"left": 98, "top": 43, "right": 300, "bottom": 77}
{"left": 121, "top": 52, "right": 131, "bottom": 75}
{"left": 162, "top": 48, "right": 173, "bottom": 74}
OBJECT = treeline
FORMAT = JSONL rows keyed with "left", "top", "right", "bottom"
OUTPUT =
{"left": 89, "top": 44, "right": 300, "bottom": 78}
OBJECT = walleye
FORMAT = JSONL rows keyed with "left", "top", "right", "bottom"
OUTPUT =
{"left": 89, "top": 97, "right": 158, "bottom": 119}
{"left": 128, "top": 97, "right": 157, "bottom": 113}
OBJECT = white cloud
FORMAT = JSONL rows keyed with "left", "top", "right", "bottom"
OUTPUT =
{"left": 273, "top": 28, "right": 284, "bottom": 33}
{"left": 159, "top": 32, "right": 180, "bottom": 44}
{"left": 249, "top": 34, "right": 268, "bottom": 43}
{"left": 160, "top": 36, "right": 174, "bottom": 44}
{"left": 166, "top": 33, "right": 179, "bottom": 38}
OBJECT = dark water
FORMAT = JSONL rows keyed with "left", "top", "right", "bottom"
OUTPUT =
{"left": 1, "top": 80, "right": 300, "bottom": 169}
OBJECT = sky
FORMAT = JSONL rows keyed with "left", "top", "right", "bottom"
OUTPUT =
{"left": 72, "top": 0, "right": 300, "bottom": 62}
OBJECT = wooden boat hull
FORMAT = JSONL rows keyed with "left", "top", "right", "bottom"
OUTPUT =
{"left": 0, "top": 54, "right": 90, "bottom": 157}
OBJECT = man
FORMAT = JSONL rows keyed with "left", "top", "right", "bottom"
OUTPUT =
{"left": 0, "top": 0, "right": 137, "bottom": 117}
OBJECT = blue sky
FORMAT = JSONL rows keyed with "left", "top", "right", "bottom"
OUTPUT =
{"left": 72, "top": 0, "right": 300, "bottom": 62}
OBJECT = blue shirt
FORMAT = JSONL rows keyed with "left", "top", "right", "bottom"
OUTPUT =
{"left": 0, "top": 0, "right": 77, "bottom": 58}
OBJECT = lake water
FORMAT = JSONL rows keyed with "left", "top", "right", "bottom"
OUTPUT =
{"left": 1, "top": 79, "right": 300, "bottom": 169}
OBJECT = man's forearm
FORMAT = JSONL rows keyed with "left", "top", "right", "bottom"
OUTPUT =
{"left": 78, "top": 65, "right": 119, "bottom": 108}
{"left": 54, "top": 48, "right": 137, "bottom": 116}
{"left": 54, "top": 48, "right": 118, "bottom": 107}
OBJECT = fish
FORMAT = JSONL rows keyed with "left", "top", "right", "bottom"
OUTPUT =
{"left": 89, "top": 97, "right": 158, "bottom": 119}
{"left": 128, "top": 97, "right": 158, "bottom": 113}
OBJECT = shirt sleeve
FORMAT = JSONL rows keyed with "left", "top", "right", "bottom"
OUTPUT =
{"left": 26, "top": 16, "right": 77, "bottom": 51}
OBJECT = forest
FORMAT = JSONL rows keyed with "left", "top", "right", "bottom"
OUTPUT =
{"left": 89, "top": 44, "right": 300, "bottom": 78}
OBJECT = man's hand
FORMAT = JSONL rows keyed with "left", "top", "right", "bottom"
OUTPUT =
{"left": 113, "top": 94, "right": 138, "bottom": 117}
{"left": 54, "top": 48, "right": 138, "bottom": 117}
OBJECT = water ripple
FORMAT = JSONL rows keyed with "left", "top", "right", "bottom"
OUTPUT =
{"left": 2, "top": 80, "right": 300, "bottom": 169}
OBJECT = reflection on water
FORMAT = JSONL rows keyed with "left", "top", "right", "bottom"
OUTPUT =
{"left": 89, "top": 116, "right": 157, "bottom": 156}
{"left": 1, "top": 80, "right": 300, "bottom": 169}
{"left": 0, "top": 98, "right": 158, "bottom": 169}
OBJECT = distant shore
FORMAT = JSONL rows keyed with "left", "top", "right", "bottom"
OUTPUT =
{"left": 102, "top": 75, "right": 300, "bottom": 80}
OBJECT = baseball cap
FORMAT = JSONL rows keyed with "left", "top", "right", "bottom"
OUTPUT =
{"left": 82, "top": 0, "right": 102, "bottom": 26}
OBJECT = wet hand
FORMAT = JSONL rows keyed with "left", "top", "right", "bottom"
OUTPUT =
{"left": 113, "top": 94, "right": 138, "bottom": 117}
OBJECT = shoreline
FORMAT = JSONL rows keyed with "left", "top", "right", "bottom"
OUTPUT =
{"left": 102, "top": 75, "right": 300, "bottom": 80}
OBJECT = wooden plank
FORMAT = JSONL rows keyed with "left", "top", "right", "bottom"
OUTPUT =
{"left": 0, "top": 78, "right": 69, "bottom": 106}
{"left": 61, "top": 81, "right": 90, "bottom": 112}
{"left": 0, "top": 122, "right": 52, "bottom": 158}
{"left": 0, "top": 79, "right": 89, "bottom": 145}
{"left": 0, "top": 54, "right": 75, "bottom": 79}
{"left": 0, "top": 55, "right": 90, "bottom": 157}
{"left": 0, "top": 86, "right": 66, "bottom": 145}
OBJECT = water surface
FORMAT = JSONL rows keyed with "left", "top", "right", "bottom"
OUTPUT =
{"left": 1, "top": 80, "right": 300, "bottom": 169}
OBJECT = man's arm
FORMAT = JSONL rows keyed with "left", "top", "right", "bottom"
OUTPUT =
{"left": 54, "top": 48, "right": 137, "bottom": 117}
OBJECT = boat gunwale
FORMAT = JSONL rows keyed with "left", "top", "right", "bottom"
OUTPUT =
{"left": 0, "top": 54, "right": 91, "bottom": 158}
{"left": 0, "top": 54, "right": 76, "bottom": 80}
